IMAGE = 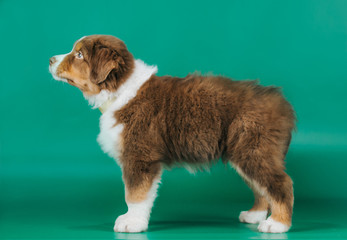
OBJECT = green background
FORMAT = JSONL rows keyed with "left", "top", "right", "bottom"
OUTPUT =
{"left": 1, "top": 0, "right": 347, "bottom": 239}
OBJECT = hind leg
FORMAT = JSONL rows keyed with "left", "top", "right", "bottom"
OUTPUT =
{"left": 232, "top": 154, "right": 293, "bottom": 233}
{"left": 228, "top": 122, "right": 294, "bottom": 233}
{"left": 239, "top": 189, "right": 269, "bottom": 224}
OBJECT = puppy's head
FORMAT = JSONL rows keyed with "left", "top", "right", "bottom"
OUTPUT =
{"left": 49, "top": 35, "right": 134, "bottom": 95}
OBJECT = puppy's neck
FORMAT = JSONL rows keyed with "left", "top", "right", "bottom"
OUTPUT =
{"left": 83, "top": 59, "right": 158, "bottom": 113}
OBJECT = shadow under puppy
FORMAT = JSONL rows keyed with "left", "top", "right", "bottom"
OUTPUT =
{"left": 49, "top": 35, "right": 296, "bottom": 233}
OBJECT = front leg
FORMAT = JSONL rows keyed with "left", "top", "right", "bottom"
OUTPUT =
{"left": 114, "top": 160, "right": 162, "bottom": 233}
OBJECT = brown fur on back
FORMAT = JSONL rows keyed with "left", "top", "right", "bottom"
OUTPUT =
{"left": 116, "top": 74, "right": 295, "bottom": 168}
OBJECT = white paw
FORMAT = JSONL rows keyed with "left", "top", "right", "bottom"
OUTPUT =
{"left": 114, "top": 213, "right": 148, "bottom": 233}
{"left": 239, "top": 210, "right": 268, "bottom": 224}
{"left": 258, "top": 217, "right": 290, "bottom": 233}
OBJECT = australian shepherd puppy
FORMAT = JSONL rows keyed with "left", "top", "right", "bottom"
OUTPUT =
{"left": 49, "top": 35, "right": 296, "bottom": 233}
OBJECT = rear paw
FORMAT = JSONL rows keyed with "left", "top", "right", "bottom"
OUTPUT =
{"left": 258, "top": 217, "right": 290, "bottom": 233}
{"left": 239, "top": 210, "right": 267, "bottom": 224}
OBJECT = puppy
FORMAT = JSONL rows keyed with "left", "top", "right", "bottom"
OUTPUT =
{"left": 49, "top": 35, "right": 296, "bottom": 233}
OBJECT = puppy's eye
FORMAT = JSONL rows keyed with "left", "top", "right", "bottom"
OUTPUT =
{"left": 75, "top": 51, "right": 83, "bottom": 59}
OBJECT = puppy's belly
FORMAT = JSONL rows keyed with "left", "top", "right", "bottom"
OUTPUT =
{"left": 163, "top": 161, "right": 216, "bottom": 174}
{"left": 160, "top": 132, "right": 223, "bottom": 173}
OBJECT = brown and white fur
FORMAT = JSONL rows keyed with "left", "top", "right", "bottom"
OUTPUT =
{"left": 49, "top": 35, "right": 296, "bottom": 233}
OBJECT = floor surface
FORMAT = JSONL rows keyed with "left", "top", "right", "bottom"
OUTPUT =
{"left": 1, "top": 154, "right": 346, "bottom": 239}
{"left": 1, "top": 199, "right": 346, "bottom": 240}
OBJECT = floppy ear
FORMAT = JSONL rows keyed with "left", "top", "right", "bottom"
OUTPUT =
{"left": 90, "top": 46, "right": 125, "bottom": 84}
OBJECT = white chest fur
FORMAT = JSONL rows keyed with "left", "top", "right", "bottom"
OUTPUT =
{"left": 84, "top": 60, "right": 158, "bottom": 164}
{"left": 97, "top": 112, "right": 124, "bottom": 163}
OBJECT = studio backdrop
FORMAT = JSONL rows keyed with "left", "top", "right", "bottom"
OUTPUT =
{"left": 1, "top": 0, "right": 347, "bottom": 239}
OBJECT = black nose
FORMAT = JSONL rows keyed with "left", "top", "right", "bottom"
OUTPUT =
{"left": 49, "top": 57, "right": 56, "bottom": 65}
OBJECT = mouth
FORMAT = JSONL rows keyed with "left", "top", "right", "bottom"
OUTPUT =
{"left": 49, "top": 66, "right": 68, "bottom": 83}
{"left": 66, "top": 78, "right": 74, "bottom": 84}
{"left": 51, "top": 73, "right": 68, "bottom": 83}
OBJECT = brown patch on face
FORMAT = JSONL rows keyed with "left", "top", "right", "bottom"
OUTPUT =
{"left": 74, "top": 42, "right": 84, "bottom": 52}
{"left": 54, "top": 35, "right": 135, "bottom": 95}
{"left": 56, "top": 52, "right": 97, "bottom": 94}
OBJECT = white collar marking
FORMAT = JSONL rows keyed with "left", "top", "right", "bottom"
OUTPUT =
{"left": 84, "top": 59, "right": 158, "bottom": 113}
